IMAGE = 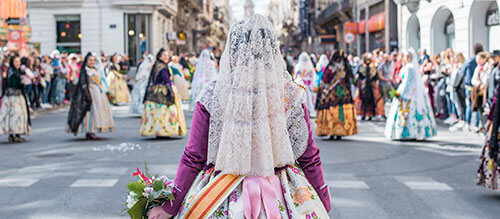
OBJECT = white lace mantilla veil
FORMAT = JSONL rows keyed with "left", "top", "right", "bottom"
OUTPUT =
{"left": 294, "top": 52, "right": 316, "bottom": 76}
{"left": 197, "top": 14, "right": 308, "bottom": 177}
{"left": 399, "top": 48, "right": 427, "bottom": 113}
{"left": 136, "top": 54, "right": 154, "bottom": 81}
{"left": 316, "top": 54, "right": 329, "bottom": 71}
{"left": 191, "top": 49, "right": 217, "bottom": 100}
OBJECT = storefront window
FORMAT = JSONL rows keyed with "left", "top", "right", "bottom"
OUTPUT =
{"left": 55, "top": 15, "right": 81, "bottom": 53}
{"left": 125, "top": 14, "right": 150, "bottom": 66}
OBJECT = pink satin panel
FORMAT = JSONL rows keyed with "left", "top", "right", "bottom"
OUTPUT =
{"left": 242, "top": 175, "right": 286, "bottom": 219}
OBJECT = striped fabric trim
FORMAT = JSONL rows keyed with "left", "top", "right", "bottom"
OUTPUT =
{"left": 182, "top": 174, "right": 244, "bottom": 219}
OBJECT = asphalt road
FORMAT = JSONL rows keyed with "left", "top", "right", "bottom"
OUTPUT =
{"left": 0, "top": 104, "right": 498, "bottom": 219}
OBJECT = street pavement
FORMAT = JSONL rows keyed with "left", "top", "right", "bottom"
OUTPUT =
{"left": 0, "top": 104, "right": 499, "bottom": 219}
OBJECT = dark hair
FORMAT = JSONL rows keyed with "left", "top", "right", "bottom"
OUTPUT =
{"left": 473, "top": 43, "right": 484, "bottom": 55}
{"left": 111, "top": 53, "right": 118, "bottom": 64}
{"left": 9, "top": 54, "right": 20, "bottom": 69}
{"left": 82, "top": 52, "right": 94, "bottom": 68}
{"left": 156, "top": 48, "right": 166, "bottom": 62}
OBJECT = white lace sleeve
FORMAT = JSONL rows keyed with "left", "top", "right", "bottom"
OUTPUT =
{"left": 287, "top": 93, "right": 309, "bottom": 160}
{"left": 196, "top": 80, "right": 217, "bottom": 112}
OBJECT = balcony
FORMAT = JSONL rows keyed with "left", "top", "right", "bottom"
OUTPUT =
{"left": 316, "top": 0, "right": 353, "bottom": 25}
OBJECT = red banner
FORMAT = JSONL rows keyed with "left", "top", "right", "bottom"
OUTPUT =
{"left": 0, "top": 0, "right": 27, "bottom": 19}
{"left": 368, "top": 12, "right": 385, "bottom": 32}
{"left": 358, "top": 20, "right": 366, "bottom": 34}
{"left": 344, "top": 22, "right": 358, "bottom": 34}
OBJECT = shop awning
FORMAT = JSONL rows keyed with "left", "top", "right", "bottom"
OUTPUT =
{"left": 368, "top": 12, "right": 385, "bottom": 32}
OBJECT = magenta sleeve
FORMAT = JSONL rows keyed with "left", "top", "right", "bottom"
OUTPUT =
{"left": 297, "top": 104, "right": 332, "bottom": 212}
{"left": 162, "top": 102, "right": 210, "bottom": 215}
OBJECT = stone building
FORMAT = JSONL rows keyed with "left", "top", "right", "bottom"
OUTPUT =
{"left": 27, "top": 0, "right": 178, "bottom": 65}
{"left": 396, "top": 0, "right": 500, "bottom": 57}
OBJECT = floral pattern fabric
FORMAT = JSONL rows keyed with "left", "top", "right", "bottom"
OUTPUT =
{"left": 107, "top": 67, "right": 130, "bottom": 105}
{"left": 0, "top": 94, "right": 30, "bottom": 135}
{"left": 176, "top": 165, "right": 328, "bottom": 219}
{"left": 477, "top": 128, "right": 500, "bottom": 191}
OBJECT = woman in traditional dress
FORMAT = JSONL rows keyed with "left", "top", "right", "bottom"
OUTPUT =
{"left": 316, "top": 50, "right": 358, "bottom": 140}
{"left": 168, "top": 56, "right": 190, "bottom": 101}
{"left": 190, "top": 49, "right": 217, "bottom": 106}
{"left": 385, "top": 49, "right": 437, "bottom": 140}
{"left": 477, "top": 86, "right": 500, "bottom": 190}
{"left": 148, "top": 15, "right": 330, "bottom": 219}
{"left": 354, "top": 54, "right": 385, "bottom": 120}
{"left": 0, "top": 55, "right": 30, "bottom": 143}
{"left": 294, "top": 52, "right": 318, "bottom": 117}
{"left": 140, "top": 49, "right": 187, "bottom": 137}
{"left": 67, "top": 53, "right": 114, "bottom": 140}
{"left": 129, "top": 54, "right": 154, "bottom": 115}
{"left": 106, "top": 54, "right": 130, "bottom": 105}
{"left": 315, "top": 54, "right": 329, "bottom": 85}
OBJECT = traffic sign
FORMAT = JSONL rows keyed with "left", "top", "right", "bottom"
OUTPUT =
{"left": 344, "top": 32, "right": 355, "bottom": 44}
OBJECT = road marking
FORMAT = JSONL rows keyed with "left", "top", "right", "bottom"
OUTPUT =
{"left": 395, "top": 176, "right": 453, "bottom": 191}
{"left": 70, "top": 179, "right": 118, "bottom": 187}
{"left": 329, "top": 180, "right": 370, "bottom": 189}
{"left": 148, "top": 164, "right": 178, "bottom": 177}
{"left": 0, "top": 178, "right": 39, "bottom": 187}
{"left": 404, "top": 182, "right": 453, "bottom": 191}
{"left": 416, "top": 147, "right": 480, "bottom": 156}
{"left": 87, "top": 167, "right": 129, "bottom": 175}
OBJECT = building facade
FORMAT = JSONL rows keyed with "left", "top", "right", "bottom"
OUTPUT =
{"left": 27, "top": 0, "right": 178, "bottom": 65}
{"left": 396, "top": 0, "right": 500, "bottom": 57}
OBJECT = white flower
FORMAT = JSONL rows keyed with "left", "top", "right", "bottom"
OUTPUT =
{"left": 144, "top": 187, "right": 154, "bottom": 194}
{"left": 126, "top": 191, "right": 139, "bottom": 209}
{"left": 158, "top": 176, "right": 168, "bottom": 182}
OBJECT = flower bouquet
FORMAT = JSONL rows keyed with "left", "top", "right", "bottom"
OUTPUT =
{"left": 389, "top": 89, "right": 399, "bottom": 99}
{"left": 123, "top": 161, "right": 179, "bottom": 219}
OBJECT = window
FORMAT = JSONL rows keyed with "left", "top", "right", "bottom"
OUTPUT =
{"left": 55, "top": 15, "right": 81, "bottom": 53}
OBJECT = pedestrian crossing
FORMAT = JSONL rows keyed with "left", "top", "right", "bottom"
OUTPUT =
{"left": 0, "top": 164, "right": 458, "bottom": 192}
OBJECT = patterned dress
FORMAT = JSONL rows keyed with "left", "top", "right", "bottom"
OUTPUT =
{"left": 477, "top": 89, "right": 500, "bottom": 190}
{"left": 106, "top": 64, "right": 130, "bottom": 105}
{"left": 316, "top": 61, "right": 358, "bottom": 137}
{"left": 140, "top": 62, "right": 187, "bottom": 137}
{"left": 354, "top": 64, "right": 385, "bottom": 117}
{"left": 80, "top": 67, "right": 114, "bottom": 133}
{"left": 162, "top": 82, "right": 331, "bottom": 218}
{"left": 0, "top": 68, "right": 30, "bottom": 135}
{"left": 385, "top": 65, "right": 437, "bottom": 140}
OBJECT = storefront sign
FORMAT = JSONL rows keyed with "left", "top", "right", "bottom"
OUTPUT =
{"left": 358, "top": 20, "right": 366, "bottom": 34}
{"left": 166, "top": 31, "right": 177, "bottom": 41}
{"left": 487, "top": 9, "right": 499, "bottom": 26}
{"left": 175, "top": 39, "right": 186, "bottom": 45}
{"left": 320, "top": 34, "right": 336, "bottom": 44}
{"left": 368, "top": 12, "right": 385, "bottom": 33}
{"left": 7, "top": 29, "right": 23, "bottom": 50}
{"left": 344, "top": 22, "right": 358, "bottom": 34}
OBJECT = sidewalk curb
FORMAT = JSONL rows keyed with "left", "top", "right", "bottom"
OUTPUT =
{"left": 30, "top": 103, "right": 70, "bottom": 119}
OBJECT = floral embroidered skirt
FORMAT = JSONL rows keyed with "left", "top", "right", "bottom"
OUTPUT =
{"left": 140, "top": 99, "right": 186, "bottom": 137}
{"left": 477, "top": 130, "right": 500, "bottom": 191}
{"left": 384, "top": 98, "right": 437, "bottom": 140}
{"left": 80, "top": 84, "right": 114, "bottom": 134}
{"left": 176, "top": 165, "right": 329, "bottom": 219}
{"left": 0, "top": 94, "right": 30, "bottom": 135}
{"left": 174, "top": 75, "right": 190, "bottom": 101}
{"left": 316, "top": 103, "right": 358, "bottom": 137}
{"left": 107, "top": 74, "right": 130, "bottom": 105}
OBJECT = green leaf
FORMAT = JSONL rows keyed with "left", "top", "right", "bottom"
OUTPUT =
{"left": 144, "top": 160, "right": 149, "bottom": 175}
{"left": 127, "top": 198, "right": 147, "bottom": 219}
{"left": 153, "top": 180, "right": 164, "bottom": 191}
{"left": 127, "top": 182, "right": 146, "bottom": 196}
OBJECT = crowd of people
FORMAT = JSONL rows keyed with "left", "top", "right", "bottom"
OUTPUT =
{"left": 0, "top": 48, "right": 216, "bottom": 142}
{"left": 1, "top": 14, "right": 500, "bottom": 218}
{"left": 284, "top": 43, "right": 500, "bottom": 138}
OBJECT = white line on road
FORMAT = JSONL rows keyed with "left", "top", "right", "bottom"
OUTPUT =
{"left": 70, "top": 179, "right": 118, "bottom": 187}
{"left": 395, "top": 176, "right": 454, "bottom": 191}
{"left": 0, "top": 178, "right": 39, "bottom": 187}
{"left": 329, "top": 180, "right": 370, "bottom": 189}
{"left": 87, "top": 167, "right": 129, "bottom": 175}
